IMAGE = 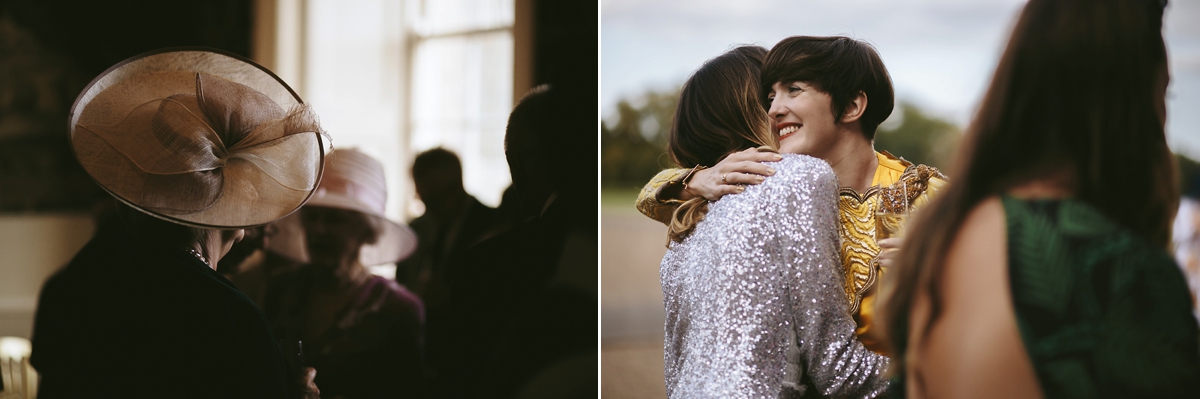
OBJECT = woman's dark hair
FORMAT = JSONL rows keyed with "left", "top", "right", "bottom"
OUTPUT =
{"left": 114, "top": 200, "right": 206, "bottom": 247}
{"left": 666, "top": 45, "right": 778, "bottom": 242}
{"left": 760, "top": 36, "right": 895, "bottom": 140}
{"left": 879, "top": 0, "right": 1173, "bottom": 370}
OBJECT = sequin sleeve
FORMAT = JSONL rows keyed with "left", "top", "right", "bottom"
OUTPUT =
{"left": 767, "top": 158, "right": 891, "bottom": 398}
{"left": 635, "top": 168, "right": 689, "bottom": 225}
{"left": 659, "top": 155, "right": 889, "bottom": 398}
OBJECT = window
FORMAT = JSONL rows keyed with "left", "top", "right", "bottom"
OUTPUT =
{"left": 258, "top": 0, "right": 519, "bottom": 220}
{"left": 406, "top": 0, "right": 515, "bottom": 214}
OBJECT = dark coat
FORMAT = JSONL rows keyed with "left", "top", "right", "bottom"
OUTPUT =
{"left": 397, "top": 195, "right": 501, "bottom": 289}
{"left": 30, "top": 219, "right": 295, "bottom": 399}
{"left": 262, "top": 267, "right": 426, "bottom": 399}
{"left": 430, "top": 191, "right": 597, "bottom": 398}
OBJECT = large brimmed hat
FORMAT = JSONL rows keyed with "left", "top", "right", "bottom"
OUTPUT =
{"left": 70, "top": 48, "right": 328, "bottom": 228}
{"left": 267, "top": 149, "right": 418, "bottom": 266}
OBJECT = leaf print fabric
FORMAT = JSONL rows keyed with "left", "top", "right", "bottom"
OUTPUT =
{"left": 1003, "top": 196, "right": 1200, "bottom": 398}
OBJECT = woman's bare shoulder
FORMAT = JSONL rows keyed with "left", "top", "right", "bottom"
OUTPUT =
{"left": 907, "top": 196, "right": 1043, "bottom": 399}
{"left": 952, "top": 197, "right": 1007, "bottom": 256}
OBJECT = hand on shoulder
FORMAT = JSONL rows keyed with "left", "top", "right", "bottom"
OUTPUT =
{"left": 684, "top": 148, "right": 781, "bottom": 201}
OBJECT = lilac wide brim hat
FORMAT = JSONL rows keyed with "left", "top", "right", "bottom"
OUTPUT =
{"left": 267, "top": 149, "right": 418, "bottom": 266}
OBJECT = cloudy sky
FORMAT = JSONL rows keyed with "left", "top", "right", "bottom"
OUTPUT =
{"left": 602, "top": 0, "right": 1200, "bottom": 158}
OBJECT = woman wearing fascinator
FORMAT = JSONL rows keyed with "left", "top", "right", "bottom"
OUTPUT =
{"left": 30, "top": 49, "right": 326, "bottom": 398}
{"left": 657, "top": 45, "right": 889, "bottom": 398}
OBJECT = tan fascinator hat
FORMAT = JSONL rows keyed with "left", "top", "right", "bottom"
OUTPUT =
{"left": 268, "top": 149, "right": 418, "bottom": 266}
{"left": 69, "top": 48, "right": 327, "bottom": 228}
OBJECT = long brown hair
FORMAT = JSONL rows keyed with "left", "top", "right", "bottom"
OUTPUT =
{"left": 667, "top": 45, "right": 778, "bottom": 242}
{"left": 879, "top": 0, "right": 1174, "bottom": 369}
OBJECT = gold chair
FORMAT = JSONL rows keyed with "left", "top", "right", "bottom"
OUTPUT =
{"left": 0, "top": 337, "right": 36, "bottom": 399}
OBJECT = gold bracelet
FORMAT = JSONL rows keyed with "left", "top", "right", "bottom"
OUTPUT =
{"left": 681, "top": 165, "right": 707, "bottom": 199}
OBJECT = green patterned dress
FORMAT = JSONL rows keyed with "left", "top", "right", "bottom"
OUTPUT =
{"left": 1004, "top": 196, "right": 1200, "bottom": 398}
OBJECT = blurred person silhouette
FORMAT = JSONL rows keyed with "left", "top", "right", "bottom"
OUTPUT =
{"left": 258, "top": 148, "right": 426, "bottom": 399}
{"left": 879, "top": 0, "right": 1200, "bottom": 397}
{"left": 397, "top": 147, "right": 501, "bottom": 301}
{"left": 426, "top": 85, "right": 596, "bottom": 398}
{"left": 399, "top": 148, "right": 502, "bottom": 386}
{"left": 30, "top": 49, "right": 325, "bottom": 399}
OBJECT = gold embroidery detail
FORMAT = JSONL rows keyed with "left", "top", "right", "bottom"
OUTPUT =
{"left": 635, "top": 168, "right": 689, "bottom": 225}
{"left": 878, "top": 163, "right": 948, "bottom": 214}
{"left": 838, "top": 161, "right": 948, "bottom": 314}
{"left": 838, "top": 186, "right": 881, "bottom": 314}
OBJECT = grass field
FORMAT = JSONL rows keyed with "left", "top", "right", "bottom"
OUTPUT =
{"left": 601, "top": 188, "right": 642, "bottom": 212}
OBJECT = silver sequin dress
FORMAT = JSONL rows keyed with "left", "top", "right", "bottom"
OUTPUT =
{"left": 660, "top": 154, "right": 890, "bottom": 399}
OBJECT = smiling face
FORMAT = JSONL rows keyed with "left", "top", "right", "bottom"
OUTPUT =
{"left": 766, "top": 81, "right": 841, "bottom": 157}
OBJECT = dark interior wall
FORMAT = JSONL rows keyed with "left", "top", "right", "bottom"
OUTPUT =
{"left": 7, "top": 0, "right": 252, "bottom": 77}
{"left": 1, "top": 0, "right": 599, "bottom": 212}
{"left": 0, "top": 0, "right": 252, "bottom": 212}
{"left": 533, "top": 0, "right": 596, "bottom": 92}
{"left": 532, "top": 0, "right": 598, "bottom": 211}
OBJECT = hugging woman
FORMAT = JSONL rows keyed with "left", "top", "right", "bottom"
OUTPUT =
{"left": 658, "top": 45, "right": 889, "bottom": 399}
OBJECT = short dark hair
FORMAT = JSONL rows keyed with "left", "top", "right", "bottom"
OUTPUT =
{"left": 761, "top": 36, "right": 895, "bottom": 140}
{"left": 505, "top": 85, "right": 579, "bottom": 189}
{"left": 505, "top": 85, "right": 552, "bottom": 155}
{"left": 411, "top": 147, "right": 463, "bottom": 181}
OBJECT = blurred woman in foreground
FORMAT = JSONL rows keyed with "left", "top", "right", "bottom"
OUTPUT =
{"left": 880, "top": 0, "right": 1200, "bottom": 397}
{"left": 658, "top": 45, "right": 888, "bottom": 398}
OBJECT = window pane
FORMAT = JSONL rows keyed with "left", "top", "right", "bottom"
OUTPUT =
{"left": 416, "top": 0, "right": 514, "bottom": 36}
{"left": 410, "top": 30, "right": 513, "bottom": 207}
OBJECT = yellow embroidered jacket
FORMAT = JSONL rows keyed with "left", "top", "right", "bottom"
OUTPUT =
{"left": 635, "top": 151, "right": 947, "bottom": 354}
